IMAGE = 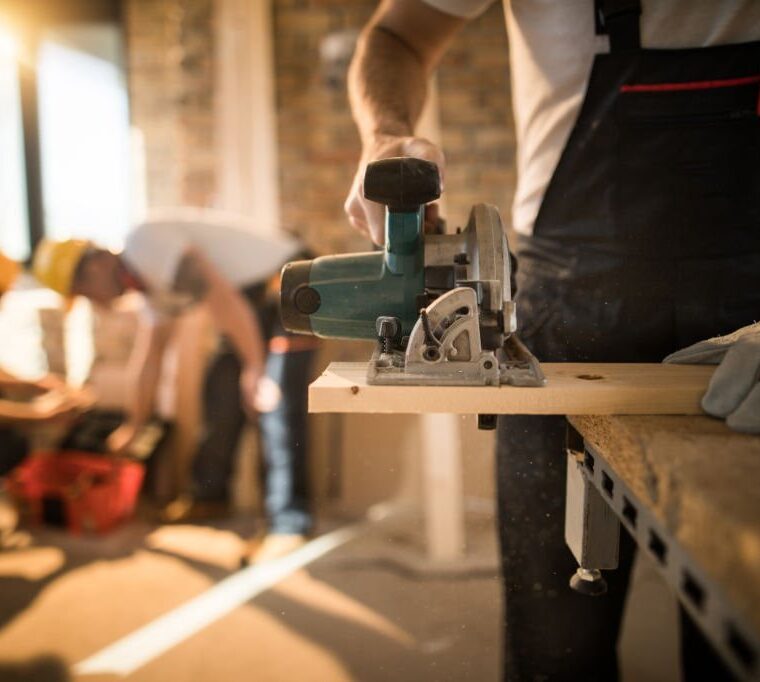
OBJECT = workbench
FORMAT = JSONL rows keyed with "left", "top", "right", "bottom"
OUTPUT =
{"left": 569, "top": 415, "right": 760, "bottom": 681}
{"left": 310, "top": 362, "right": 760, "bottom": 680}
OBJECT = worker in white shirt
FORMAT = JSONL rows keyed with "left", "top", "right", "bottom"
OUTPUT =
{"left": 0, "top": 251, "right": 91, "bottom": 431}
{"left": 33, "top": 211, "right": 318, "bottom": 563}
{"left": 0, "top": 251, "right": 93, "bottom": 543}
{"left": 343, "top": 0, "right": 760, "bottom": 679}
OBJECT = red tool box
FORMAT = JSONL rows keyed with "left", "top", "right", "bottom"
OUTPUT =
{"left": 8, "top": 451, "right": 144, "bottom": 534}
{"left": 6, "top": 411, "right": 166, "bottom": 534}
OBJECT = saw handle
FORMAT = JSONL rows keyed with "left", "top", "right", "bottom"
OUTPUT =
{"left": 363, "top": 157, "right": 441, "bottom": 213}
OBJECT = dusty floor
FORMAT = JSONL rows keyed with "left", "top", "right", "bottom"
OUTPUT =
{"left": 0, "top": 513, "right": 501, "bottom": 682}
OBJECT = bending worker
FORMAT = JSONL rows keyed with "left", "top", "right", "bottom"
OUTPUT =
{"left": 344, "top": 1, "right": 759, "bottom": 680}
{"left": 33, "top": 211, "right": 317, "bottom": 563}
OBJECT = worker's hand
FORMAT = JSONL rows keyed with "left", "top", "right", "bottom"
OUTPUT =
{"left": 107, "top": 421, "right": 140, "bottom": 456}
{"left": 34, "top": 374, "right": 67, "bottom": 392}
{"left": 24, "top": 385, "right": 94, "bottom": 423}
{"left": 32, "top": 392, "right": 81, "bottom": 421}
{"left": 239, "top": 362, "right": 264, "bottom": 418}
{"left": 664, "top": 322, "right": 760, "bottom": 433}
{"left": 254, "top": 376, "right": 282, "bottom": 413}
{"left": 345, "top": 135, "right": 446, "bottom": 246}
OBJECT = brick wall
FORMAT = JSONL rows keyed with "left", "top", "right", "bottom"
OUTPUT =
{"left": 125, "top": 0, "right": 514, "bottom": 248}
{"left": 273, "top": 1, "right": 376, "bottom": 255}
{"left": 125, "top": 0, "right": 216, "bottom": 208}
{"left": 273, "top": 0, "right": 514, "bottom": 253}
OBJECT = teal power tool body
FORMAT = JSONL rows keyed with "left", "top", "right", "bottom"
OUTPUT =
{"left": 281, "top": 157, "right": 544, "bottom": 392}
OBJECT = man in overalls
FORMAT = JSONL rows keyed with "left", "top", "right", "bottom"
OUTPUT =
{"left": 343, "top": 0, "right": 760, "bottom": 679}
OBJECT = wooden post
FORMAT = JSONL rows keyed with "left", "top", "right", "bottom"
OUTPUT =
{"left": 214, "top": 0, "right": 280, "bottom": 234}
{"left": 420, "top": 414, "right": 465, "bottom": 562}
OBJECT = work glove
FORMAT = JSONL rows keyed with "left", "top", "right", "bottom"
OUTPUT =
{"left": 664, "top": 322, "right": 760, "bottom": 434}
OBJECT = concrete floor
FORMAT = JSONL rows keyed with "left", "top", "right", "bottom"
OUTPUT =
{"left": 0, "top": 514, "right": 501, "bottom": 682}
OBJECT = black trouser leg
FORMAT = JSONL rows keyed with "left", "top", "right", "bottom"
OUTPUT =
{"left": 0, "top": 428, "right": 28, "bottom": 477}
{"left": 191, "top": 350, "right": 245, "bottom": 503}
{"left": 497, "top": 415, "right": 636, "bottom": 682}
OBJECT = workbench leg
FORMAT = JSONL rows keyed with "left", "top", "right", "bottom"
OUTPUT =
{"left": 420, "top": 414, "right": 465, "bottom": 562}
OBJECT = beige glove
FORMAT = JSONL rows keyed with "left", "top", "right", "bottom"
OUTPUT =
{"left": 664, "top": 322, "right": 760, "bottom": 434}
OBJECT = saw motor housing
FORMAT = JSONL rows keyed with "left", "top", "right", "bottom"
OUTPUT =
{"left": 280, "top": 157, "right": 544, "bottom": 388}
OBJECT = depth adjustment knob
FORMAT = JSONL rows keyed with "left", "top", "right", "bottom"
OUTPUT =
{"left": 376, "top": 316, "right": 401, "bottom": 354}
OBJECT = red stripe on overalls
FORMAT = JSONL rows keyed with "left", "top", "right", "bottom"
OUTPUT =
{"left": 620, "top": 74, "right": 760, "bottom": 114}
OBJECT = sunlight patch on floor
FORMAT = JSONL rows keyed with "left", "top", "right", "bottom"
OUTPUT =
{"left": 146, "top": 525, "right": 245, "bottom": 571}
{"left": 0, "top": 547, "right": 65, "bottom": 581}
{"left": 272, "top": 571, "right": 416, "bottom": 648}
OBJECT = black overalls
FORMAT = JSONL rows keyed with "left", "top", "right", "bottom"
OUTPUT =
{"left": 496, "top": 2, "right": 760, "bottom": 679}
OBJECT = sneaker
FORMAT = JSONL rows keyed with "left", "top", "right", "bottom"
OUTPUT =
{"left": 159, "top": 494, "right": 229, "bottom": 524}
{"left": 242, "top": 532, "right": 307, "bottom": 565}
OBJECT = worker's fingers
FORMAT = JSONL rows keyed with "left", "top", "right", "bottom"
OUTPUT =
{"left": 253, "top": 376, "right": 282, "bottom": 413}
{"left": 345, "top": 175, "right": 382, "bottom": 244}
{"left": 352, "top": 200, "right": 384, "bottom": 245}
{"left": 345, "top": 187, "right": 385, "bottom": 245}
{"left": 664, "top": 321, "right": 760, "bottom": 365}
{"left": 347, "top": 212, "right": 369, "bottom": 237}
{"left": 424, "top": 203, "right": 444, "bottom": 234}
{"left": 401, "top": 137, "right": 447, "bottom": 189}
{"left": 702, "top": 334, "right": 760, "bottom": 419}
{"left": 663, "top": 339, "right": 726, "bottom": 364}
{"left": 727, "top": 382, "right": 760, "bottom": 434}
{"left": 364, "top": 199, "right": 385, "bottom": 246}
{"left": 239, "top": 363, "right": 265, "bottom": 419}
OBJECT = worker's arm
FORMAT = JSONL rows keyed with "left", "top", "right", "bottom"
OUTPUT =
{"left": 0, "top": 389, "right": 91, "bottom": 424}
{"left": 0, "top": 369, "right": 91, "bottom": 423}
{"left": 0, "top": 397, "right": 54, "bottom": 422}
{"left": 0, "top": 367, "right": 22, "bottom": 384}
{"left": 346, "top": 0, "right": 466, "bottom": 244}
{"left": 107, "top": 312, "right": 173, "bottom": 454}
{"left": 173, "top": 248, "right": 266, "bottom": 416}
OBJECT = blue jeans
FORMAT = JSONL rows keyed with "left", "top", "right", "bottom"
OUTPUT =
{"left": 191, "top": 284, "right": 314, "bottom": 535}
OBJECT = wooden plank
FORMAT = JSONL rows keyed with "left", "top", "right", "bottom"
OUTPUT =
{"left": 309, "top": 362, "right": 714, "bottom": 415}
{"left": 571, "top": 415, "right": 760, "bottom": 637}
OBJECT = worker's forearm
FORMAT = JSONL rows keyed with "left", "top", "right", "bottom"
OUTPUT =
{"left": 0, "top": 400, "right": 40, "bottom": 422}
{"left": 124, "top": 321, "right": 171, "bottom": 427}
{"left": 128, "top": 350, "right": 162, "bottom": 427}
{"left": 206, "top": 284, "right": 265, "bottom": 370}
{"left": 176, "top": 249, "right": 265, "bottom": 371}
{"left": 0, "top": 368, "right": 19, "bottom": 383}
{"left": 348, "top": 24, "right": 429, "bottom": 147}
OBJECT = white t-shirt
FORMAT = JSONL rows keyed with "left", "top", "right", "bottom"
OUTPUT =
{"left": 423, "top": 0, "right": 760, "bottom": 235}
{"left": 123, "top": 211, "right": 301, "bottom": 295}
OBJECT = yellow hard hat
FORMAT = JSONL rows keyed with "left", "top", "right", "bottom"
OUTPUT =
{"left": 32, "top": 238, "right": 91, "bottom": 297}
{"left": 0, "top": 251, "right": 21, "bottom": 295}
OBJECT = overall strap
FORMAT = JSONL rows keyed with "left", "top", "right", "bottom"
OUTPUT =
{"left": 596, "top": 0, "right": 642, "bottom": 52}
